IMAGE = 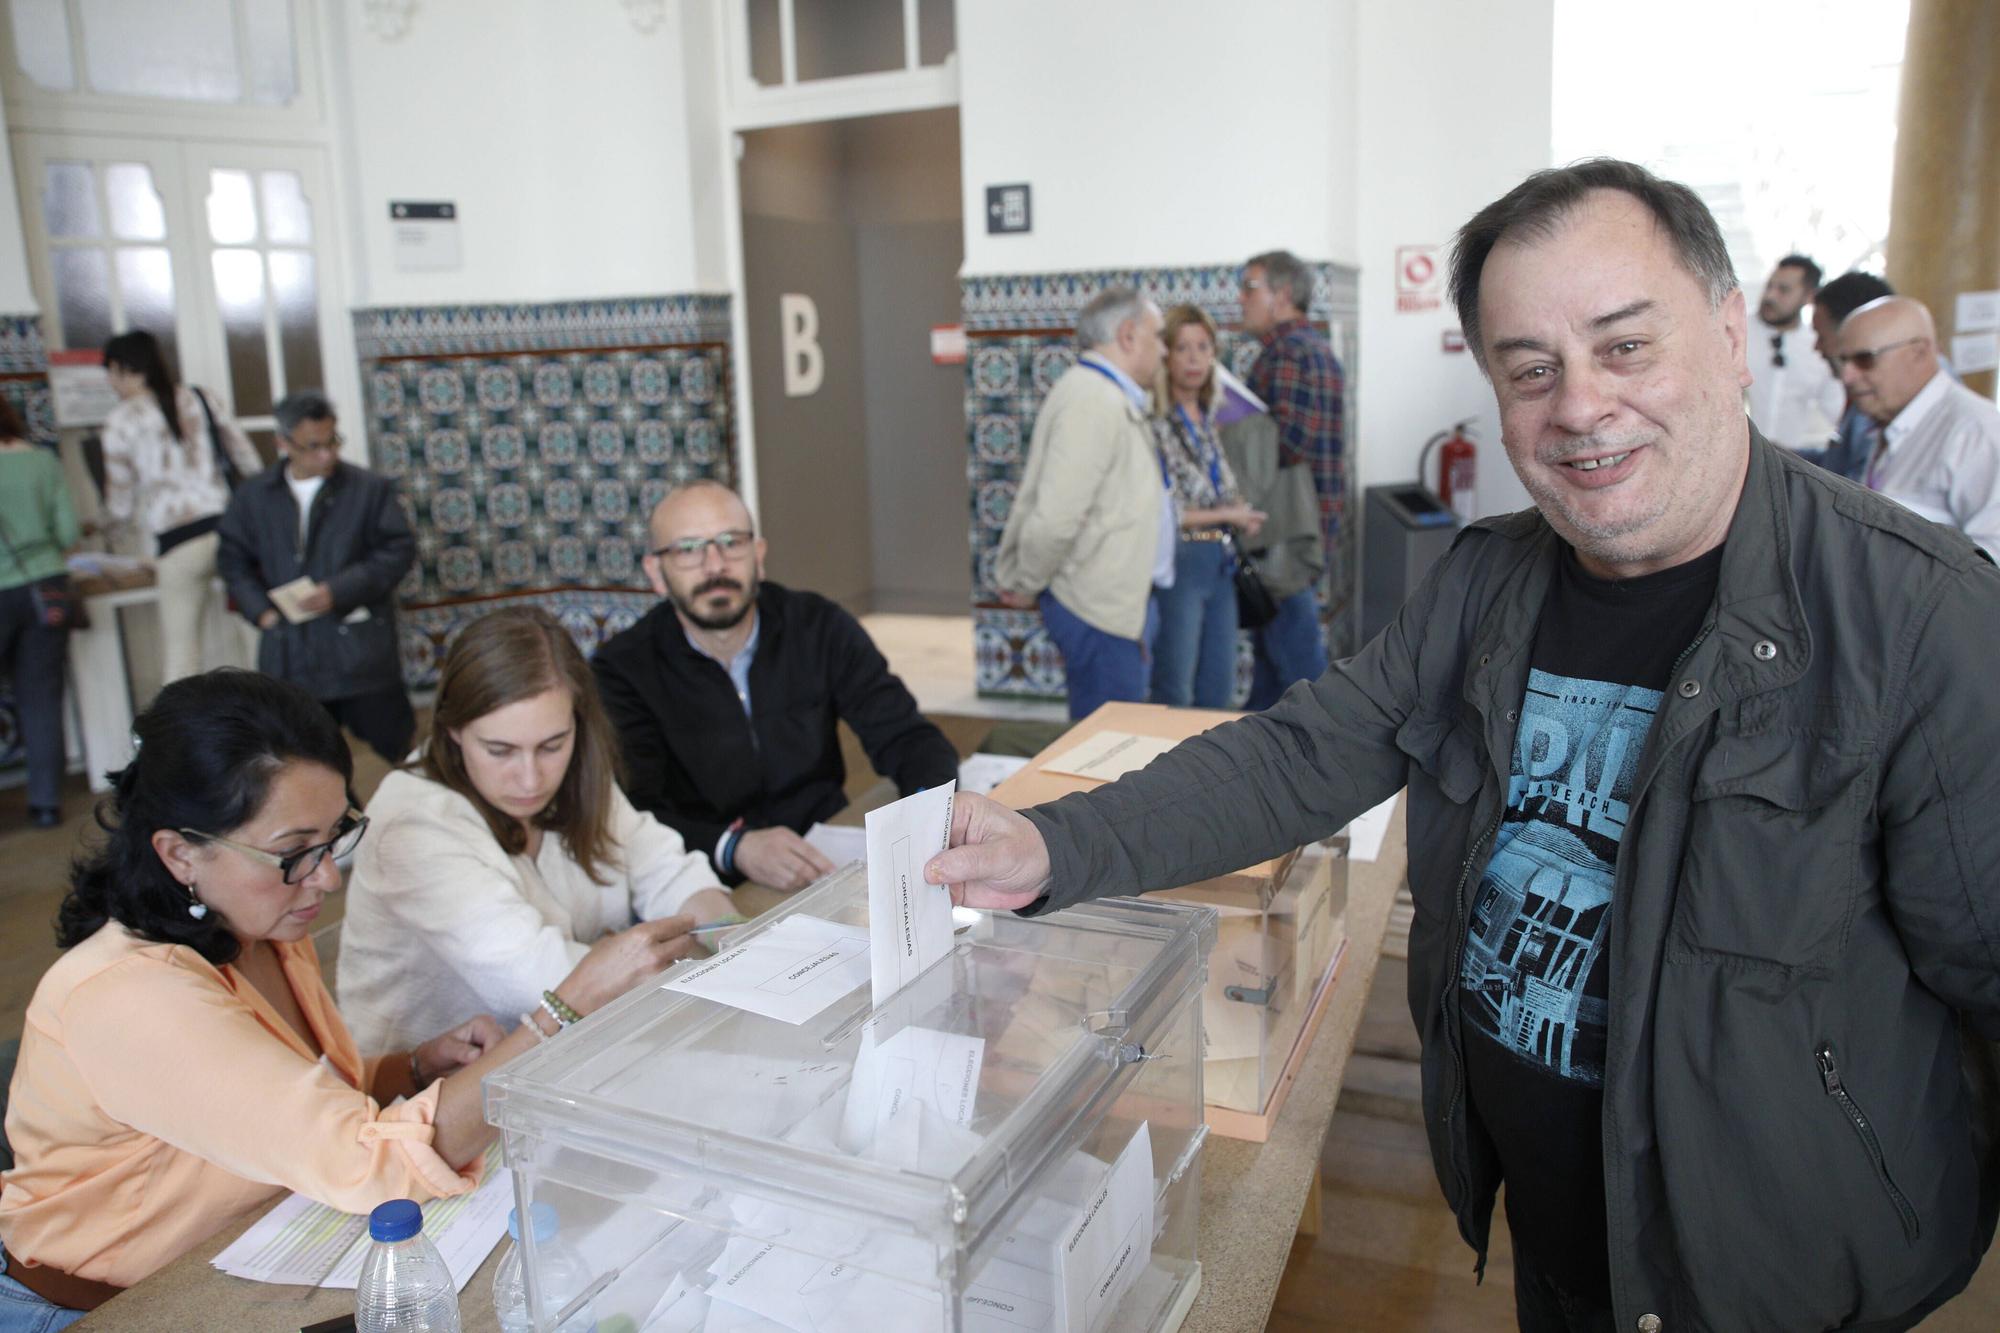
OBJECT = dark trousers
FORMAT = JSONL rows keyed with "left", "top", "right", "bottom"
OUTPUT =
{"left": 0, "top": 584, "right": 69, "bottom": 810}
{"left": 1513, "top": 1245, "right": 1616, "bottom": 1333}
{"left": 323, "top": 684, "right": 416, "bottom": 764}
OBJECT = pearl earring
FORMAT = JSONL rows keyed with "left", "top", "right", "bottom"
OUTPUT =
{"left": 186, "top": 882, "right": 208, "bottom": 920}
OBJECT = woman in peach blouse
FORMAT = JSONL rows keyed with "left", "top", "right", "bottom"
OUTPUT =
{"left": 0, "top": 671, "right": 541, "bottom": 1324}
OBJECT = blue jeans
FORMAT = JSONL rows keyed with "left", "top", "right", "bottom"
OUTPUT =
{"left": 1150, "top": 540, "right": 1239, "bottom": 708}
{"left": 1039, "top": 591, "right": 1157, "bottom": 722}
{"left": 0, "top": 1241, "right": 86, "bottom": 1332}
{"left": 1246, "top": 585, "right": 1329, "bottom": 711}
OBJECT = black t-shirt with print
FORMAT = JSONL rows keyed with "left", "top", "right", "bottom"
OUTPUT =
{"left": 1458, "top": 542, "right": 1722, "bottom": 1300}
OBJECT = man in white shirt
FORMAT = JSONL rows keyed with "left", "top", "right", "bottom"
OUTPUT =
{"left": 1837, "top": 295, "right": 2000, "bottom": 559}
{"left": 994, "top": 287, "right": 1173, "bottom": 720}
{"left": 1745, "top": 254, "right": 1845, "bottom": 451}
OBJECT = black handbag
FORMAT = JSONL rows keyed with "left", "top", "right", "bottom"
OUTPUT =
{"left": 192, "top": 385, "right": 243, "bottom": 491}
{"left": 1228, "top": 533, "right": 1280, "bottom": 629}
{"left": 0, "top": 513, "right": 87, "bottom": 631}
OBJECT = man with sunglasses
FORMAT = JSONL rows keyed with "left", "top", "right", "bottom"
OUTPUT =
{"left": 1836, "top": 294, "right": 2000, "bottom": 559}
{"left": 1743, "top": 253, "right": 1845, "bottom": 453}
{"left": 217, "top": 388, "right": 418, "bottom": 762}
{"left": 593, "top": 481, "right": 957, "bottom": 891}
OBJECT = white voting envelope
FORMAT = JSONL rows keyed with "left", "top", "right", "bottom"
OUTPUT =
{"left": 866, "top": 782, "right": 957, "bottom": 1007}
{"left": 662, "top": 914, "right": 871, "bottom": 1024}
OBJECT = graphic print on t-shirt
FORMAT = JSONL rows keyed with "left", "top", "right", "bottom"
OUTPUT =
{"left": 1458, "top": 668, "right": 1661, "bottom": 1086}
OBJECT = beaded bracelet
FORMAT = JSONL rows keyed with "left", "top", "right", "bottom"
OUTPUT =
{"left": 541, "top": 989, "right": 582, "bottom": 1028}
{"left": 519, "top": 1012, "right": 548, "bottom": 1044}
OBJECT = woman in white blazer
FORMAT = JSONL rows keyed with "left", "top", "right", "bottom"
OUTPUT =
{"left": 337, "top": 606, "right": 737, "bottom": 1055}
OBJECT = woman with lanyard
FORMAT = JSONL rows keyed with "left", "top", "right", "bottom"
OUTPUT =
{"left": 1149, "top": 304, "right": 1264, "bottom": 708}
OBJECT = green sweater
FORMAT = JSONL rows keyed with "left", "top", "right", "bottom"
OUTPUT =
{"left": 0, "top": 446, "right": 81, "bottom": 589}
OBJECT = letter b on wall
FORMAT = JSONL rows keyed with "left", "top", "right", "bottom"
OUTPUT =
{"left": 780, "top": 293, "right": 823, "bottom": 397}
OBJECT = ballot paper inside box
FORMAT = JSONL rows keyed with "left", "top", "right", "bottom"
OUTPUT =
{"left": 483, "top": 863, "right": 1215, "bottom": 1333}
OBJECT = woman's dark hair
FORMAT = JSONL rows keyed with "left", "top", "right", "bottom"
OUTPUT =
{"left": 417, "top": 607, "right": 626, "bottom": 883}
{"left": 0, "top": 392, "right": 29, "bottom": 443}
{"left": 101, "top": 329, "right": 184, "bottom": 445}
{"left": 59, "top": 669, "right": 354, "bottom": 966}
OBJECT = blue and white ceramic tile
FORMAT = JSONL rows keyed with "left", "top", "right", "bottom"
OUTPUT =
{"left": 962, "top": 263, "right": 1360, "bottom": 701}
{"left": 357, "top": 297, "right": 734, "bottom": 690}
{"left": 352, "top": 294, "right": 731, "bottom": 360}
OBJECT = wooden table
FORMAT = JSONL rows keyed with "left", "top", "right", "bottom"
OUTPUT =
{"left": 79, "top": 800, "right": 1408, "bottom": 1331}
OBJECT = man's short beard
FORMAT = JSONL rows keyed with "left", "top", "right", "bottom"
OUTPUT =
{"left": 672, "top": 575, "right": 757, "bottom": 631}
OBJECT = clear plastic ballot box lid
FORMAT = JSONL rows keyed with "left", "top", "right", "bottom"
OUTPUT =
{"left": 484, "top": 863, "right": 1217, "bottom": 1333}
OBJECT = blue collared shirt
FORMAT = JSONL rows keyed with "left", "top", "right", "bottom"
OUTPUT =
{"left": 1077, "top": 351, "right": 1152, "bottom": 414}
{"left": 688, "top": 614, "right": 760, "bottom": 716}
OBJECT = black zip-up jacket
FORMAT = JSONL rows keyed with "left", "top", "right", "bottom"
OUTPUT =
{"left": 592, "top": 582, "right": 958, "bottom": 881}
{"left": 215, "top": 460, "right": 414, "bottom": 701}
{"left": 1022, "top": 435, "right": 2000, "bottom": 1332}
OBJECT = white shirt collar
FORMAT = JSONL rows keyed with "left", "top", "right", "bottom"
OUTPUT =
{"left": 1078, "top": 352, "right": 1151, "bottom": 414}
{"left": 1885, "top": 369, "right": 1951, "bottom": 448}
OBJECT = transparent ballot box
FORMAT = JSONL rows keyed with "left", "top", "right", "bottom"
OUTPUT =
{"left": 484, "top": 863, "right": 1215, "bottom": 1333}
{"left": 1148, "top": 833, "right": 1350, "bottom": 1124}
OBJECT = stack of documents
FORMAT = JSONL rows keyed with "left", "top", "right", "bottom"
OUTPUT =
{"left": 211, "top": 1146, "right": 511, "bottom": 1289}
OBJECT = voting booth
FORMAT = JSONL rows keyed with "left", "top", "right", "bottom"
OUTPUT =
{"left": 988, "top": 703, "right": 1351, "bottom": 1140}
{"left": 484, "top": 862, "right": 1216, "bottom": 1333}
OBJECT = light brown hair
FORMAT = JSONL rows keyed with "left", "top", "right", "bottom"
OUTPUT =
{"left": 418, "top": 607, "right": 625, "bottom": 883}
{"left": 1152, "top": 303, "right": 1222, "bottom": 416}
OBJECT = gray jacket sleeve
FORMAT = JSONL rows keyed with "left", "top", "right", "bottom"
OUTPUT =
{"left": 1876, "top": 553, "right": 2000, "bottom": 1034}
{"left": 1022, "top": 551, "right": 1442, "bottom": 913}
{"left": 324, "top": 477, "right": 416, "bottom": 614}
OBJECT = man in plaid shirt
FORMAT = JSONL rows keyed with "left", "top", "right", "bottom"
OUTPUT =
{"left": 1242, "top": 249, "right": 1346, "bottom": 574}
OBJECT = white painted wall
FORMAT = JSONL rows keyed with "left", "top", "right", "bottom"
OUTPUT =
{"left": 1353, "top": 0, "right": 1553, "bottom": 518}
{"left": 957, "top": 0, "right": 1356, "bottom": 274}
{"left": 333, "top": 0, "right": 703, "bottom": 306}
{"left": 0, "top": 95, "right": 39, "bottom": 312}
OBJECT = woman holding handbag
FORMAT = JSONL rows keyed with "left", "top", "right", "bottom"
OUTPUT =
{"left": 0, "top": 397, "right": 81, "bottom": 828}
{"left": 100, "top": 331, "right": 263, "bottom": 685}
{"left": 1148, "top": 304, "right": 1265, "bottom": 708}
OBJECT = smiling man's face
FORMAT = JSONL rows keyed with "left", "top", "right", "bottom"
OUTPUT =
{"left": 1479, "top": 189, "right": 1753, "bottom": 578}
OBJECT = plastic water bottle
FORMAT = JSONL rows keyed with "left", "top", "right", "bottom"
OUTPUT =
{"left": 493, "top": 1202, "right": 598, "bottom": 1332}
{"left": 355, "top": 1198, "right": 463, "bottom": 1333}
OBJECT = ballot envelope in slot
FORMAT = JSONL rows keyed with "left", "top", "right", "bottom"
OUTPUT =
{"left": 483, "top": 862, "right": 1214, "bottom": 1333}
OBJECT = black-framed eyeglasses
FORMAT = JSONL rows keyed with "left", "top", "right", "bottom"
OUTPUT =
{"left": 183, "top": 809, "right": 368, "bottom": 885}
{"left": 1770, "top": 333, "right": 1785, "bottom": 369}
{"left": 650, "top": 530, "right": 755, "bottom": 570}
{"left": 1834, "top": 337, "right": 1924, "bottom": 373}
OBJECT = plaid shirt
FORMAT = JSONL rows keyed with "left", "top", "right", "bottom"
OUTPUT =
{"left": 1246, "top": 317, "right": 1346, "bottom": 545}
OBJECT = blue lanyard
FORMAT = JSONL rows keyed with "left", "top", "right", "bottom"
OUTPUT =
{"left": 1173, "top": 405, "right": 1224, "bottom": 497}
{"left": 1080, "top": 358, "right": 1173, "bottom": 492}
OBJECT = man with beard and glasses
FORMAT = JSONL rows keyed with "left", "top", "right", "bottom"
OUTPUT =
{"left": 924, "top": 159, "right": 2000, "bottom": 1332}
{"left": 1744, "top": 253, "right": 1845, "bottom": 453}
{"left": 592, "top": 481, "right": 958, "bottom": 890}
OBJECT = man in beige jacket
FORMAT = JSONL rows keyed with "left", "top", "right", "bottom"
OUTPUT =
{"left": 995, "top": 287, "right": 1172, "bottom": 719}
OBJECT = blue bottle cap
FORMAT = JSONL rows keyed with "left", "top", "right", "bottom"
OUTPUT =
{"left": 506, "top": 1201, "right": 560, "bottom": 1244}
{"left": 369, "top": 1198, "right": 423, "bottom": 1243}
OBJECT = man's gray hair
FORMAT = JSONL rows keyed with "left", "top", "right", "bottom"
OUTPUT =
{"left": 273, "top": 389, "right": 336, "bottom": 440}
{"left": 1448, "top": 158, "right": 1739, "bottom": 368}
{"left": 1245, "top": 250, "right": 1314, "bottom": 315}
{"left": 1076, "top": 287, "right": 1152, "bottom": 351}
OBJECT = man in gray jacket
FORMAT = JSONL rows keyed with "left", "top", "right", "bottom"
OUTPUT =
{"left": 217, "top": 389, "right": 417, "bottom": 761}
{"left": 929, "top": 159, "right": 2000, "bottom": 1332}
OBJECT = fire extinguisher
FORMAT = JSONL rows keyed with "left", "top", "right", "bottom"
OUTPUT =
{"left": 1419, "top": 420, "right": 1478, "bottom": 526}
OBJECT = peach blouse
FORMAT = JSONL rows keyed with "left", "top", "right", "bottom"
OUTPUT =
{"left": 0, "top": 923, "right": 479, "bottom": 1288}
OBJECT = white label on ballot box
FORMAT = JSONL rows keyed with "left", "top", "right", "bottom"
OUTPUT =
{"left": 867, "top": 782, "right": 957, "bottom": 1006}
{"left": 1038, "top": 731, "right": 1177, "bottom": 784}
{"left": 663, "top": 913, "right": 871, "bottom": 1024}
